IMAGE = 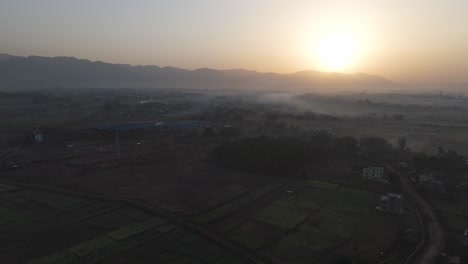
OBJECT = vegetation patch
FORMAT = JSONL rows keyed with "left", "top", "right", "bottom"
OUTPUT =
{"left": 18, "top": 189, "right": 87, "bottom": 209}
{"left": 431, "top": 199, "right": 468, "bottom": 232}
{"left": 228, "top": 220, "right": 284, "bottom": 250}
{"left": 31, "top": 217, "right": 173, "bottom": 264}
{"left": 253, "top": 180, "right": 339, "bottom": 229}
{"left": 316, "top": 207, "right": 365, "bottom": 238}
{"left": 192, "top": 180, "right": 283, "bottom": 223}
{"left": 325, "top": 186, "right": 373, "bottom": 212}
{"left": 306, "top": 180, "right": 338, "bottom": 189}
{"left": 254, "top": 197, "right": 308, "bottom": 229}
{"left": 0, "top": 206, "right": 25, "bottom": 222}
{"left": 258, "top": 183, "right": 372, "bottom": 263}
{"left": 301, "top": 180, "right": 339, "bottom": 205}
{"left": 213, "top": 255, "right": 246, "bottom": 264}
{"left": 106, "top": 217, "right": 168, "bottom": 240}
{"left": 229, "top": 231, "right": 272, "bottom": 250}
{"left": 444, "top": 215, "right": 468, "bottom": 232}
{"left": 180, "top": 239, "right": 225, "bottom": 262}
{"left": 0, "top": 183, "right": 18, "bottom": 192}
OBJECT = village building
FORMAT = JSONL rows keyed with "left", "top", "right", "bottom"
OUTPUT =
{"left": 363, "top": 166, "right": 388, "bottom": 183}
{"left": 32, "top": 127, "right": 43, "bottom": 143}
{"left": 417, "top": 174, "right": 446, "bottom": 194}
{"left": 464, "top": 229, "right": 468, "bottom": 247}
{"left": 376, "top": 193, "right": 405, "bottom": 214}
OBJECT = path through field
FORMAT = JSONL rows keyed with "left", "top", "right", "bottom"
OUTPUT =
{"left": 383, "top": 163, "right": 444, "bottom": 264}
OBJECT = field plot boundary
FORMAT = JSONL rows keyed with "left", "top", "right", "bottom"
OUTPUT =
{"left": 30, "top": 217, "right": 174, "bottom": 264}
{"left": 252, "top": 180, "right": 339, "bottom": 229}
{"left": 192, "top": 179, "right": 284, "bottom": 223}
{"left": 430, "top": 199, "right": 468, "bottom": 232}
{"left": 0, "top": 180, "right": 262, "bottom": 264}
{"left": 243, "top": 180, "right": 374, "bottom": 263}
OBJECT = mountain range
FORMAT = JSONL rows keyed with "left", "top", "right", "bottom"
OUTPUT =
{"left": 0, "top": 54, "right": 399, "bottom": 92}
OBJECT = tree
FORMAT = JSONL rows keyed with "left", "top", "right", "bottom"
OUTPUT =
{"left": 359, "top": 137, "right": 392, "bottom": 156}
{"left": 202, "top": 127, "right": 216, "bottom": 137}
{"left": 265, "top": 112, "right": 278, "bottom": 124}
{"left": 437, "top": 146, "right": 445, "bottom": 157}
{"left": 220, "top": 126, "right": 241, "bottom": 137}
{"left": 398, "top": 137, "right": 407, "bottom": 153}
{"left": 102, "top": 100, "right": 123, "bottom": 112}
{"left": 309, "top": 129, "right": 332, "bottom": 151}
{"left": 333, "top": 136, "right": 358, "bottom": 157}
{"left": 215, "top": 136, "right": 316, "bottom": 176}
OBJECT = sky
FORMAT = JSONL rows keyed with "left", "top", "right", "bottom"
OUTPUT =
{"left": 1, "top": 0, "right": 467, "bottom": 85}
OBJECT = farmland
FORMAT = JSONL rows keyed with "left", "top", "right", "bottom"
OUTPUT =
{"left": 1, "top": 89, "right": 465, "bottom": 262}
{"left": 430, "top": 198, "right": 468, "bottom": 232}
{"left": 0, "top": 182, "right": 248, "bottom": 263}
{"left": 194, "top": 179, "right": 377, "bottom": 263}
{"left": 192, "top": 179, "right": 284, "bottom": 223}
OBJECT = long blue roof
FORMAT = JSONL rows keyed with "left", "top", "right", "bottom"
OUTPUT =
{"left": 93, "top": 122, "right": 157, "bottom": 131}
{"left": 156, "top": 121, "right": 207, "bottom": 129}
{"left": 93, "top": 121, "right": 207, "bottom": 131}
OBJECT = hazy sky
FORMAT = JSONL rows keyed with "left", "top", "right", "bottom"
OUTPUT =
{"left": 1, "top": 0, "right": 467, "bottom": 84}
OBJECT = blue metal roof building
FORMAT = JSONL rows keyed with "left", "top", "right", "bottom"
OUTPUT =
{"left": 93, "top": 122, "right": 157, "bottom": 132}
{"left": 93, "top": 121, "right": 207, "bottom": 132}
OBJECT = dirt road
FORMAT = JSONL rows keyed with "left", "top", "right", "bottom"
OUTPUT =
{"left": 383, "top": 163, "right": 444, "bottom": 264}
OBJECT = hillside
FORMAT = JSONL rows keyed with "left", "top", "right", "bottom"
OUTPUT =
{"left": 0, "top": 54, "right": 399, "bottom": 92}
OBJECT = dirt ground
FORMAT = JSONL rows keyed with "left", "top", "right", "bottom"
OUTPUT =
{"left": 1, "top": 129, "right": 271, "bottom": 214}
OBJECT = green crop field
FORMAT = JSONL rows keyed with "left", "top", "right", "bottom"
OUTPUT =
{"left": 0, "top": 206, "right": 25, "bottom": 223}
{"left": 316, "top": 207, "right": 365, "bottom": 238}
{"left": 151, "top": 231, "right": 239, "bottom": 264}
{"left": 431, "top": 198, "right": 468, "bottom": 232}
{"left": 32, "top": 217, "right": 174, "bottom": 264}
{"left": 444, "top": 215, "right": 468, "bottom": 232}
{"left": 0, "top": 187, "right": 98, "bottom": 229}
{"left": 0, "top": 183, "right": 19, "bottom": 192}
{"left": 257, "top": 182, "right": 373, "bottom": 263}
{"left": 271, "top": 223, "right": 342, "bottom": 253}
{"left": 0, "top": 183, "right": 249, "bottom": 263}
{"left": 315, "top": 186, "right": 372, "bottom": 239}
{"left": 301, "top": 180, "right": 338, "bottom": 206}
{"left": 325, "top": 186, "right": 374, "bottom": 212}
{"left": 254, "top": 196, "right": 309, "bottom": 229}
{"left": 228, "top": 230, "right": 272, "bottom": 250}
{"left": 431, "top": 198, "right": 468, "bottom": 215}
{"left": 16, "top": 189, "right": 87, "bottom": 209}
{"left": 253, "top": 180, "right": 338, "bottom": 229}
{"left": 183, "top": 237, "right": 225, "bottom": 262}
{"left": 306, "top": 180, "right": 338, "bottom": 189}
{"left": 192, "top": 179, "right": 283, "bottom": 223}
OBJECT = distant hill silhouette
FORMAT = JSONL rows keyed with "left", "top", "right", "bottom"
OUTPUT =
{"left": 0, "top": 54, "right": 17, "bottom": 62}
{"left": 0, "top": 54, "right": 399, "bottom": 92}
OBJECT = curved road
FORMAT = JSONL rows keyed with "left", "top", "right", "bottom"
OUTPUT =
{"left": 383, "top": 162, "right": 444, "bottom": 264}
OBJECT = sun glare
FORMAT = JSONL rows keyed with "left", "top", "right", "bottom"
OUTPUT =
{"left": 314, "top": 31, "right": 359, "bottom": 72}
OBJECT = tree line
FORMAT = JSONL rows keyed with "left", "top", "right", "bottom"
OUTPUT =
{"left": 215, "top": 131, "right": 394, "bottom": 176}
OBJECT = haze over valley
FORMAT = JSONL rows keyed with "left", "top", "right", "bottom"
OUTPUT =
{"left": 1, "top": 1, "right": 468, "bottom": 263}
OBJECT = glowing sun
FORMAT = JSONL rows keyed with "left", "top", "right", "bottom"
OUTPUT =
{"left": 314, "top": 31, "right": 359, "bottom": 72}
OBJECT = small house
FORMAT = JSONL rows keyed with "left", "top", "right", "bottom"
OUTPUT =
{"left": 417, "top": 174, "right": 446, "bottom": 194}
{"left": 363, "top": 166, "right": 388, "bottom": 184}
{"left": 464, "top": 229, "right": 468, "bottom": 247}
{"left": 32, "top": 127, "right": 43, "bottom": 143}
{"left": 376, "top": 193, "right": 405, "bottom": 214}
